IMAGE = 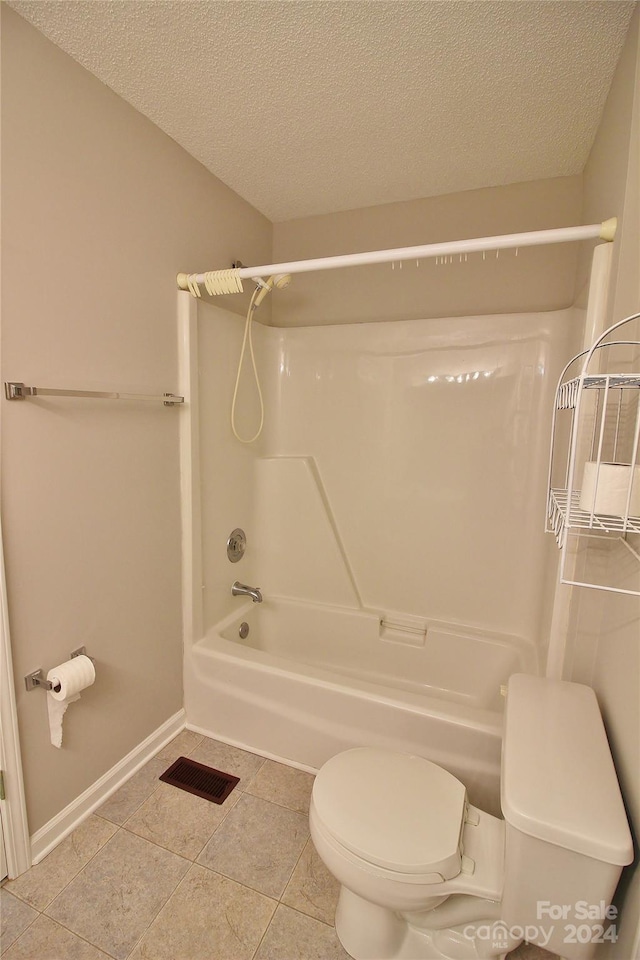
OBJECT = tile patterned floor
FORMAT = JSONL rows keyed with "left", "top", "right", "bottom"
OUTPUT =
{"left": 1, "top": 731, "right": 557, "bottom": 960}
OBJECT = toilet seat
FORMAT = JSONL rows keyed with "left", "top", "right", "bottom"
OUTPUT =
{"left": 312, "top": 747, "right": 467, "bottom": 880}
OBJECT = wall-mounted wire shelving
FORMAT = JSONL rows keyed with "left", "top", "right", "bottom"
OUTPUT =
{"left": 546, "top": 313, "right": 640, "bottom": 596}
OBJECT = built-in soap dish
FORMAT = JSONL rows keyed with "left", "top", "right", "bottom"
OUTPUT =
{"left": 379, "top": 613, "right": 428, "bottom": 647}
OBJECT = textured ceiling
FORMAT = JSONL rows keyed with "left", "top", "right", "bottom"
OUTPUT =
{"left": 7, "top": 1, "right": 636, "bottom": 222}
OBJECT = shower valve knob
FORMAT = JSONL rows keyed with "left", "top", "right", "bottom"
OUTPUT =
{"left": 227, "top": 528, "right": 246, "bottom": 563}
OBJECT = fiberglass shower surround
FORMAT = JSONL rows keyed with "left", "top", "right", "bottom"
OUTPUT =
{"left": 179, "top": 216, "right": 620, "bottom": 813}
{"left": 181, "top": 310, "right": 571, "bottom": 809}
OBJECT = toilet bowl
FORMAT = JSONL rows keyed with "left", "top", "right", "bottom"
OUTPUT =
{"left": 310, "top": 674, "right": 633, "bottom": 960}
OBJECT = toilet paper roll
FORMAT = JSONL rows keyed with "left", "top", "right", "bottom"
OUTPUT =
{"left": 47, "top": 655, "right": 96, "bottom": 748}
{"left": 579, "top": 462, "right": 640, "bottom": 518}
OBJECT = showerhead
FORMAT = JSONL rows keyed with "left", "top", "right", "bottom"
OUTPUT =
{"left": 253, "top": 273, "right": 292, "bottom": 307}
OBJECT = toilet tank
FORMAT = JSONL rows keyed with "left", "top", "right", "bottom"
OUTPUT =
{"left": 500, "top": 674, "right": 633, "bottom": 960}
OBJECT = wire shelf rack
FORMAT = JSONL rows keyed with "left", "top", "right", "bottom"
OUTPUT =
{"left": 548, "top": 488, "right": 640, "bottom": 540}
{"left": 546, "top": 314, "right": 640, "bottom": 595}
{"left": 556, "top": 374, "right": 640, "bottom": 410}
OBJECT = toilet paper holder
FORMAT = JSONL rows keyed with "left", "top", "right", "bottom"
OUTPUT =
{"left": 24, "top": 646, "right": 95, "bottom": 692}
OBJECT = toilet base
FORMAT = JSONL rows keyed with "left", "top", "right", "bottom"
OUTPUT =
{"left": 335, "top": 887, "right": 522, "bottom": 960}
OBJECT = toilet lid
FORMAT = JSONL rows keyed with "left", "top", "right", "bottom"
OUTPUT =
{"left": 313, "top": 748, "right": 466, "bottom": 878}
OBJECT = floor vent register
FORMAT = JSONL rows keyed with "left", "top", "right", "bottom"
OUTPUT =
{"left": 159, "top": 756, "right": 240, "bottom": 804}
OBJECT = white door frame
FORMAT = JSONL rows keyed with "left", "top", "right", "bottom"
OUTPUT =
{"left": 0, "top": 516, "right": 31, "bottom": 877}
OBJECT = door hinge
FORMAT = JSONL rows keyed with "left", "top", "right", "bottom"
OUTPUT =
{"left": 0, "top": 771, "right": 5, "bottom": 801}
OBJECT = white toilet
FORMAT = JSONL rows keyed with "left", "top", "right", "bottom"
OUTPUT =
{"left": 310, "top": 674, "right": 633, "bottom": 960}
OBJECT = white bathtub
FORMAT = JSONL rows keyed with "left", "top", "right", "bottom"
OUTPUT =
{"left": 184, "top": 598, "right": 536, "bottom": 815}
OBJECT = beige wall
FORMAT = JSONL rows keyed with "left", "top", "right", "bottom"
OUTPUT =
{"left": 0, "top": 7, "right": 271, "bottom": 833}
{"left": 272, "top": 176, "right": 583, "bottom": 327}
{"left": 566, "top": 10, "right": 640, "bottom": 959}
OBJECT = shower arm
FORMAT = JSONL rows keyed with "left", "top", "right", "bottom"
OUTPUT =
{"left": 177, "top": 218, "right": 617, "bottom": 296}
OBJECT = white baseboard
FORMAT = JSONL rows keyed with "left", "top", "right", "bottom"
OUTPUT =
{"left": 185, "top": 721, "right": 319, "bottom": 776}
{"left": 30, "top": 710, "right": 186, "bottom": 864}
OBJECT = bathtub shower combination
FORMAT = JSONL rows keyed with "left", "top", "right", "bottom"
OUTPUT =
{"left": 179, "top": 227, "right": 614, "bottom": 816}
{"left": 192, "top": 597, "right": 530, "bottom": 812}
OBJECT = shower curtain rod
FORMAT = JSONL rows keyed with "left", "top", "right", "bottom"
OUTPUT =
{"left": 177, "top": 218, "right": 617, "bottom": 297}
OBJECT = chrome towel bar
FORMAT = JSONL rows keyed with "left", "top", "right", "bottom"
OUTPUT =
{"left": 4, "top": 382, "right": 184, "bottom": 406}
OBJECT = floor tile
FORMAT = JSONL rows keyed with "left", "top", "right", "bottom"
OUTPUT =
{"left": 96, "top": 759, "right": 167, "bottom": 826}
{"left": 129, "top": 863, "right": 276, "bottom": 960}
{"left": 1, "top": 735, "right": 565, "bottom": 960}
{"left": 3, "top": 815, "right": 117, "bottom": 911}
{"left": 197, "top": 793, "right": 309, "bottom": 899}
{"left": 0, "top": 889, "right": 38, "bottom": 955}
{"left": 124, "top": 781, "right": 240, "bottom": 860}
{"left": 2, "top": 915, "right": 111, "bottom": 960}
{"left": 507, "top": 943, "right": 559, "bottom": 959}
{"left": 189, "top": 738, "right": 265, "bottom": 790}
{"left": 254, "top": 903, "right": 350, "bottom": 960}
{"left": 245, "top": 759, "right": 315, "bottom": 814}
{"left": 155, "top": 729, "right": 204, "bottom": 763}
{"left": 45, "top": 829, "right": 189, "bottom": 960}
{"left": 282, "top": 838, "right": 340, "bottom": 925}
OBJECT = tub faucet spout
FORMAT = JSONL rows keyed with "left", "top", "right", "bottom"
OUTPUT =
{"left": 231, "top": 581, "right": 263, "bottom": 603}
